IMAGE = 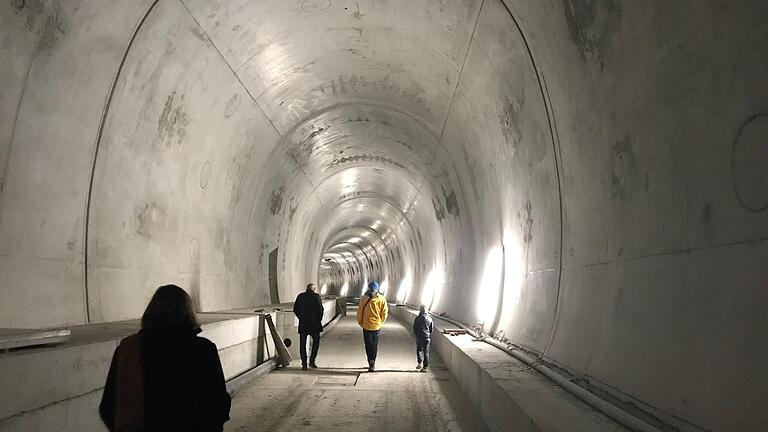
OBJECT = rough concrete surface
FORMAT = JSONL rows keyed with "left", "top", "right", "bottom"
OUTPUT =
{"left": 0, "top": 300, "right": 338, "bottom": 430}
{"left": 1, "top": 0, "right": 767, "bottom": 430}
{"left": 391, "top": 305, "right": 629, "bottom": 432}
{"left": 225, "top": 312, "right": 487, "bottom": 432}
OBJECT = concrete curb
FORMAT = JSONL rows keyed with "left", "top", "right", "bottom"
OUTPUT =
{"left": 227, "top": 310, "right": 343, "bottom": 395}
{"left": 390, "top": 304, "right": 630, "bottom": 432}
{"left": 226, "top": 357, "right": 280, "bottom": 395}
{"left": 321, "top": 313, "right": 342, "bottom": 335}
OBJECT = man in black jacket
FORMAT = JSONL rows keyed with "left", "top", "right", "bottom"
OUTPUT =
{"left": 293, "top": 283, "right": 324, "bottom": 370}
{"left": 412, "top": 304, "right": 433, "bottom": 372}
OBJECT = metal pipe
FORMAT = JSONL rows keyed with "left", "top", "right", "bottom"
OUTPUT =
{"left": 418, "top": 307, "right": 662, "bottom": 432}
{"left": 480, "top": 337, "right": 662, "bottom": 432}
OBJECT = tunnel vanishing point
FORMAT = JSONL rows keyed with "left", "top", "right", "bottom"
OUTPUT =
{"left": 1, "top": 0, "right": 767, "bottom": 431}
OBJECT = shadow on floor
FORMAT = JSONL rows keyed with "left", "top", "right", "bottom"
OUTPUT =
{"left": 277, "top": 367, "right": 425, "bottom": 375}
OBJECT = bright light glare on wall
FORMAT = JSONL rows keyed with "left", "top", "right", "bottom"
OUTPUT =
{"left": 361, "top": 277, "right": 368, "bottom": 296}
{"left": 498, "top": 232, "right": 524, "bottom": 328}
{"left": 396, "top": 272, "right": 412, "bottom": 303}
{"left": 340, "top": 281, "right": 349, "bottom": 296}
{"left": 340, "top": 169, "right": 357, "bottom": 188}
{"left": 420, "top": 267, "right": 445, "bottom": 309}
{"left": 379, "top": 279, "right": 389, "bottom": 296}
{"left": 476, "top": 246, "right": 504, "bottom": 324}
{"left": 320, "top": 283, "right": 327, "bottom": 295}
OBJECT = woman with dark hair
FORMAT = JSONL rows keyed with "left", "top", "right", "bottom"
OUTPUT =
{"left": 99, "top": 284, "right": 231, "bottom": 431}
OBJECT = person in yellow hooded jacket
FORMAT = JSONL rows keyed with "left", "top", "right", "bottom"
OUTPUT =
{"left": 356, "top": 281, "right": 388, "bottom": 371}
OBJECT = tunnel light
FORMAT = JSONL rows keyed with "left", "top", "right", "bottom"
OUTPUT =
{"left": 340, "top": 282, "right": 349, "bottom": 296}
{"left": 420, "top": 267, "right": 445, "bottom": 310}
{"left": 320, "top": 284, "right": 328, "bottom": 295}
{"left": 396, "top": 272, "right": 412, "bottom": 303}
{"left": 476, "top": 246, "right": 504, "bottom": 325}
{"left": 361, "top": 277, "right": 368, "bottom": 296}
{"left": 340, "top": 169, "right": 357, "bottom": 188}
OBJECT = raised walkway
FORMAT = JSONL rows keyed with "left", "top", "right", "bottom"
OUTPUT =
{"left": 225, "top": 308, "right": 487, "bottom": 432}
{"left": 0, "top": 299, "right": 338, "bottom": 431}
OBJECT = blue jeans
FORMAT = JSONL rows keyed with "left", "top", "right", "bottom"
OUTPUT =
{"left": 362, "top": 329, "right": 380, "bottom": 362}
{"left": 416, "top": 337, "right": 430, "bottom": 368}
{"left": 299, "top": 332, "right": 320, "bottom": 365}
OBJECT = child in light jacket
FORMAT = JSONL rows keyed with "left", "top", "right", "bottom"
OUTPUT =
{"left": 412, "top": 305, "right": 433, "bottom": 372}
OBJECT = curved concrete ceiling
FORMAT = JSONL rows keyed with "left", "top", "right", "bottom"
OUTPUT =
{"left": 2, "top": 0, "right": 767, "bottom": 430}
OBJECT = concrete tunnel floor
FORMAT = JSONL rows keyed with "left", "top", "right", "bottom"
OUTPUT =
{"left": 225, "top": 308, "right": 487, "bottom": 432}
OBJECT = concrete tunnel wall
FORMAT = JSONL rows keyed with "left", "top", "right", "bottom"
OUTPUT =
{"left": 0, "top": 0, "right": 766, "bottom": 431}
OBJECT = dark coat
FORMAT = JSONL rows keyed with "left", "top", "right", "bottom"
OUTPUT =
{"left": 413, "top": 312, "right": 433, "bottom": 341}
{"left": 293, "top": 291, "right": 324, "bottom": 335}
{"left": 100, "top": 328, "right": 231, "bottom": 432}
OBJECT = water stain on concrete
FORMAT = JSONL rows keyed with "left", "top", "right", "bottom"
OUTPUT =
{"left": 37, "top": 3, "right": 67, "bottom": 52}
{"left": 13, "top": 0, "right": 45, "bottom": 32}
{"left": 270, "top": 186, "right": 285, "bottom": 215}
{"left": 352, "top": 1, "right": 365, "bottom": 20}
{"left": 158, "top": 91, "right": 191, "bottom": 147}
{"left": 216, "top": 224, "right": 236, "bottom": 271}
{"left": 224, "top": 94, "right": 241, "bottom": 118}
{"left": 306, "top": 124, "right": 327, "bottom": 142}
{"left": 519, "top": 200, "right": 534, "bottom": 244}
{"left": 395, "top": 139, "right": 412, "bottom": 150}
{"left": 189, "top": 25, "right": 208, "bottom": 43}
{"left": 327, "top": 154, "right": 406, "bottom": 170}
{"left": 609, "top": 134, "right": 638, "bottom": 201}
{"left": 461, "top": 146, "right": 482, "bottom": 201}
{"left": 442, "top": 185, "right": 460, "bottom": 216}
{"left": 135, "top": 201, "right": 167, "bottom": 240}
{"left": 563, "top": 0, "right": 622, "bottom": 62}
{"left": 432, "top": 196, "right": 446, "bottom": 221}
{"left": 500, "top": 96, "right": 524, "bottom": 153}
{"left": 301, "top": 0, "right": 332, "bottom": 13}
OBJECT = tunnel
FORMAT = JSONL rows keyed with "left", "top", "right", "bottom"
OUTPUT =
{"left": 1, "top": 0, "right": 767, "bottom": 431}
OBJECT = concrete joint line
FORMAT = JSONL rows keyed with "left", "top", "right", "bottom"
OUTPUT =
{"left": 493, "top": 0, "right": 566, "bottom": 356}
{"left": 0, "top": 387, "right": 103, "bottom": 425}
{"left": 177, "top": 0, "right": 283, "bottom": 139}
{"left": 82, "top": 0, "right": 160, "bottom": 324}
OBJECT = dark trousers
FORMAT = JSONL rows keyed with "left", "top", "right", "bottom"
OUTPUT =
{"left": 416, "top": 337, "right": 431, "bottom": 368}
{"left": 362, "top": 329, "right": 381, "bottom": 362}
{"left": 299, "top": 332, "right": 320, "bottom": 365}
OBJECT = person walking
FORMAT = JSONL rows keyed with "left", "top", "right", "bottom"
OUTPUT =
{"left": 99, "top": 284, "right": 231, "bottom": 432}
{"left": 356, "top": 281, "right": 388, "bottom": 372}
{"left": 293, "top": 282, "right": 324, "bottom": 371}
{"left": 412, "top": 305, "right": 433, "bottom": 372}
